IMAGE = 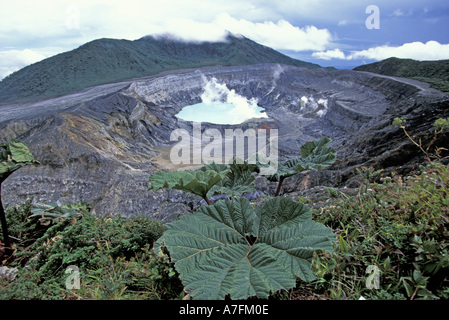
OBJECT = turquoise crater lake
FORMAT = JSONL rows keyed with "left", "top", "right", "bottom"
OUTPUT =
{"left": 176, "top": 101, "right": 268, "bottom": 125}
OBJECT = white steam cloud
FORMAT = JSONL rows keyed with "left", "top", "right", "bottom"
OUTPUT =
{"left": 201, "top": 77, "right": 268, "bottom": 124}
{"left": 300, "top": 96, "right": 328, "bottom": 117}
{"left": 177, "top": 77, "right": 268, "bottom": 124}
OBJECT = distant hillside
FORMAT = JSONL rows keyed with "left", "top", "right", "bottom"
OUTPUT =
{"left": 0, "top": 34, "right": 321, "bottom": 103}
{"left": 354, "top": 57, "right": 449, "bottom": 92}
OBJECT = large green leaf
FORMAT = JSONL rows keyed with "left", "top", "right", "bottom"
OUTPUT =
{"left": 148, "top": 168, "right": 229, "bottom": 199}
{"left": 0, "top": 139, "right": 39, "bottom": 181}
{"left": 149, "top": 159, "right": 258, "bottom": 201}
{"left": 154, "top": 197, "right": 336, "bottom": 300}
{"left": 208, "top": 158, "right": 257, "bottom": 198}
{"left": 299, "top": 136, "right": 337, "bottom": 170}
{"left": 267, "top": 137, "right": 336, "bottom": 182}
{"left": 30, "top": 201, "right": 89, "bottom": 225}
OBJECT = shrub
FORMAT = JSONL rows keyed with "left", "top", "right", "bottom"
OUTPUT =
{"left": 310, "top": 163, "right": 449, "bottom": 300}
{"left": 26, "top": 210, "right": 164, "bottom": 279}
{"left": 1, "top": 202, "right": 167, "bottom": 300}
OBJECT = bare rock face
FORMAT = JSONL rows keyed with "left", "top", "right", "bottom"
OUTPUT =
{"left": 1, "top": 63, "right": 448, "bottom": 220}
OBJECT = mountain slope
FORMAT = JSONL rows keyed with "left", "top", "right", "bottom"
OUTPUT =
{"left": 354, "top": 57, "right": 449, "bottom": 92}
{"left": 0, "top": 34, "right": 321, "bottom": 103}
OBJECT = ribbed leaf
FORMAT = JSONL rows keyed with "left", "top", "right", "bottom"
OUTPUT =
{"left": 299, "top": 136, "right": 336, "bottom": 170}
{"left": 149, "top": 159, "right": 257, "bottom": 201}
{"left": 148, "top": 168, "right": 229, "bottom": 198}
{"left": 208, "top": 158, "right": 257, "bottom": 198}
{"left": 0, "top": 139, "right": 39, "bottom": 181}
{"left": 201, "top": 161, "right": 229, "bottom": 173}
{"left": 267, "top": 137, "right": 336, "bottom": 182}
{"left": 254, "top": 196, "right": 312, "bottom": 236}
{"left": 155, "top": 197, "right": 336, "bottom": 300}
{"left": 8, "top": 140, "right": 37, "bottom": 163}
{"left": 30, "top": 202, "right": 88, "bottom": 224}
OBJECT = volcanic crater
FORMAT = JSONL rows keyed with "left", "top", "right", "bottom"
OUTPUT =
{"left": 1, "top": 63, "right": 448, "bottom": 221}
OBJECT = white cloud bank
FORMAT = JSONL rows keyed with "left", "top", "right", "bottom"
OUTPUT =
{"left": 312, "top": 41, "right": 449, "bottom": 61}
{"left": 0, "top": 49, "right": 47, "bottom": 79}
{"left": 152, "top": 13, "right": 333, "bottom": 52}
{"left": 311, "top": 49, "right": 347, "bottom": 60}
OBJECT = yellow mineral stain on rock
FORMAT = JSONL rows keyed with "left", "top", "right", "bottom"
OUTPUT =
{"left": 59, "top": 113, "right": 150, "bottom": 168}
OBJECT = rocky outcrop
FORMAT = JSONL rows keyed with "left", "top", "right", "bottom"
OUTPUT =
{"left": 1, "top": 63, "right": 448, "bottom": 220}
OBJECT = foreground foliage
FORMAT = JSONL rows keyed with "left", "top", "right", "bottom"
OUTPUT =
{"left": 0, "top": 201, "right": 180, "bottom": 300}
{"left": 149, "top": 137, "right": 337, "bottom": 299}
{"left": 1, "top": 162, "right": 448, "bottom": 299}
{"left": 149, "top": 137, "right": 336, "bottom": 201}
{"left": 309, "top": 163, "right": 449, "bottom": 300}
{"left": 155, "top": 197, "right": 335, "bottom": 299}
{"left": 1, "top": 134, "right": 448, "bottom": 300}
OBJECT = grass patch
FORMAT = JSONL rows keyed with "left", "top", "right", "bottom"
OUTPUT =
{"left": 303, "top": 163, "right": 449, "bottom": 300}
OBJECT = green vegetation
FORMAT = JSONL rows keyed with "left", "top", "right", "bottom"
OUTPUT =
{"left": 1, "top": 200, "right": 178, "bottom": 300}
{"left": 0, "top": 140, "right": 39, "bottom": 249}
{"left": 149, "top": 137, "right": 337, "bottom": 299}
{"left": 155, "top": 197, "right": 335, "bottom": 299}
{"left": 308, "top": 163, "right": 449, "bottom": 300}
{"left": 149, "top": 137, "right": 336, "bottom": 202}
{"left": 148, "top": 164, "right": 231, "bottom": 205}
{"left": 263, "top": 136, "right": 336, "bottom": 196}
{"left": 393, "top": 117, "right": 449, "bottom": 163}
{"left": 0, "top": 34, "right": 321, "bottom": 103}
{"left": 354, "top": 57, "right": 449, "bottom": 92}
{"left": 1, "top": 129, "right": 448, "bottom": 300}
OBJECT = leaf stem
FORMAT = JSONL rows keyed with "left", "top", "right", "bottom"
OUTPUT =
{"left": 0, "top": 182, "right": 11, "bottom": 249}
{"left": 244, "top": 236, "right": 252, "bottom": 248}
{"left": 274, "top": 176, "right": 285, "bottom": 197}
{"left": 203, "top": 195, "right": 212, "bottom": 205}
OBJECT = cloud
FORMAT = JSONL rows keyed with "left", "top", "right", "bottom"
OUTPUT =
{"left": 392, "top": 9, "right": 405, "bottom": 17}
{"left": 312, "top": 41, "right": 449, "bottom": 61}
{"left": 312, "top": 49, "right": 346, "bottom": 60}
{"left": 0, "top": 6, "right": 334, "bottom": 80}
{"left": 0, "top": 49, "right": 47, "bottom": 79}
{"left": 214, "top": 13, "right": 332, "bottom": 51}
{"left": 349, "top": 41, "right": 449, "bottom": 61}
{"left": 150, "top": 13, "right": 333, "bottom": 52}
{"left": 3, "top": 0, "right": 447, "bottom": 79}
{"left": 391, "top": 8, "right": 414, "bottom": 17}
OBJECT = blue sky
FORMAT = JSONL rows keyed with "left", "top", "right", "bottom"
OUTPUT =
{"left": 1, "top": 0, "right": 448, "bottom": 80}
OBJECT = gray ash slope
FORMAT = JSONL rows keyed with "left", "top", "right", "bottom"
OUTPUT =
{"left": 1, "top": 63, "right": 448, "bottom": 221}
